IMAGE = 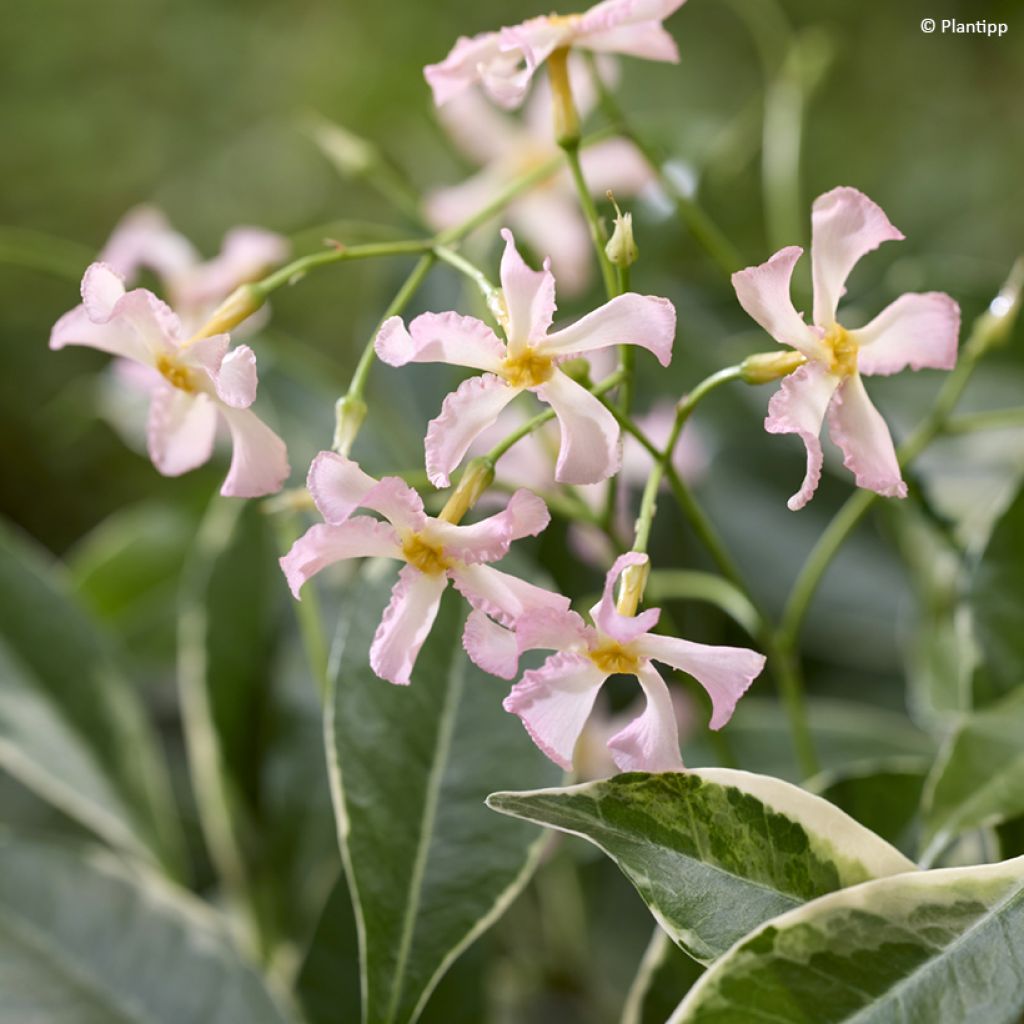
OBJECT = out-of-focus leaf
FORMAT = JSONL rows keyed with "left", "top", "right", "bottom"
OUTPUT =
{"left": 970, "top": 484, "right": 1024, "bottom": 704}
{"left": 920, "top": 688, "right": 1024, "bottom": 866}
{"left": 68, "top": 501, "right": 198, "bottom": 660}
{"left": 669, "top": 857, "right": 1024, "bottom": 1024}
{"left": 0, "top": 834, "right": 293, "bottom": 1023}
{"left": 621, "top": 927, "right": 704, "bottom": 1024}
{"left": 0, "top": 518, "right": 182, "bottom": 871}
{"left": 327, "top": 573, "right": 560, "bottom": 1024}
{"left": 488, "top": 770, "right": 914, "bottom": 964}
{"left": 809, "top": 757, "right": 928, "bottom": 858}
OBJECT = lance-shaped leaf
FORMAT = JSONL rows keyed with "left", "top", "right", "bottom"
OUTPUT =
{"left": 920, "top": 687, "right": 1024, "bottom": 866}
{"left": 487, "top": 769, "right": 914, "bottom": 963}
{"left": 327, "top": 574, "right": 560, "bottom": 1024}
{"left": 0, "top": 518, "right": 182, "bottom": 872}
{"left": 669, "top": 856, "right": 1024, "bottom": 1023}
{"left": 0, "top": 835, "right": 292, "bottom": 1023}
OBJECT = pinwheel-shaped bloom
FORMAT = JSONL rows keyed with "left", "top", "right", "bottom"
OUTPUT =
{"left": 101, "top": 205, "right": 289, "bottom": 332}
{"left": 50, "top": 263, "right": 289, "bottom": 497}
{"left": 280, "top": 453, "right": 569, "bottom": 685}
{"left": 425, "top": 0, "right": 686, "bottom": 109}
{"left": 498, "top": 553, "right": 766, "bottom": 772}
{"left": 426, "top": 60, "right": 652, "bottom": 296}
{"left": 376, "top": 229, "right": 676, "bottom": 487}
{"left": 732, "top": 186, "right": 961, "bottom": 510}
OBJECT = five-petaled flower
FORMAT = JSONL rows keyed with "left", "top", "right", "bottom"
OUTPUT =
{"left": 425, "top": 0, "right": 686, "bottom": 110}
{"left": 100, "top": 205, "right": 289, "bottom": 334}
{"left": 497, "top": 553, "right": 765, "bottom": 772}
{"left": 50, "top": 263, "right": 290, "bottom": 497}
{"left": 426, "top": 58, "right": 653, "bottom": 296}
{"left": 375, "top": 228, "right": 676, "bottom": 487}
{"left": 732, "top": 186, "right": 961, "bottom": 510}
{"left": 279, "top": 452, "right": 569, "bottom": 685}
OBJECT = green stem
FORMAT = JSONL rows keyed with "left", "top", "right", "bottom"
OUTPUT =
{"left": 943, "top": 407, "right": 1024, "bottom": 434}
{"left": 433, "top": 244, "right": 502, "bottom": 319}
{"left": 561, "top": 141, "right": 618, "bottom": 299}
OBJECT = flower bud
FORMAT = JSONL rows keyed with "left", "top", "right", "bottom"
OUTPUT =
{"left": 439, "top": 457, "right": 495, "bottom": 524}
{"left": 558, "top": 357, "right": 593, "bottom": 387}
{"left": 616, "top": 560, "right": 650, "bottom": 617}
{"left": 333, "top": 394, "right": 368, "bottom": 457}
{"left": 605, "top": 195, "right": 638, "bottom": 268}
{"left": 740, "top": 350, "right": 807, "bottom": 385}
{"left": 547, "top": 48, "right": 580, "bottom": 147}
{"left": 189, "top": 284, "right": 264, "bottom": 342}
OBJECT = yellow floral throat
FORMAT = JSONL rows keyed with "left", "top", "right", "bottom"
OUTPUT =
{"left": 823, "top": 324, "right": 858, "bottom": 377}
{"left": 501, "top": 347, "right": 554, "bottom": 389}
{"left": 401, "top": 533, "right": 452, "bottom": 576}
{"left": 157, "top": 354, "right": 197, "bottom": 393}
{"left": 589, "top": 639, "right": 640, "bottom": 675}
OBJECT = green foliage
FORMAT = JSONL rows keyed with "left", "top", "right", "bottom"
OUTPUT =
{"left": 327, "top": 574, "right": 561, "bottom": 1024}
{"left": 670, "top": 857, "right": 1024, "bottom": 1023}
{"left": 488, "top": 769, "right": 913, "bottom": 964}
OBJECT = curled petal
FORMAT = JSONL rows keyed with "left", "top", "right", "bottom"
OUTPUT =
{"left": 463, "top": 610, "right": 519, "bottom": 679}
{"left": 591, "top": 552, "right": 660, "bottom": 644}
{"left": 811, "top": 187, "right": 904, "bottom": 327}
{"left": 579, "top": 22, "right": 678, "bottom": 60}
{"left": 633, "top": 633, "right": 765, "bottom": 729}
{"left": 200, "top": 340, "right": 258, "bottom": 408}
{"left": 765, "top": 362, "right": 841, "bottom": 511}
{"left": 536, "top": 370, "right": 621, "bottom": 485}
{"left": 826, "top": 374, "right": 907, "bottom": 499}
{"left": 606, "top": 663, "right": 685, "bottom": 772}
{"left": 218, "top": 406, "right": 290, "bottom": 498}
{"left": 449, "top": 563, "right": 569, "bottom": 627}
{"left": 359, "top": 476, "right": 428, "bottom": 534}
{"left": 425, "top": 373, "right": 519, "bottom": 488}
{"left": 503, "top": 652, "right": 608, "bottom": 770}
{"left": 424, "top": 30, "right": 543, "bottom": 110}
{"left": 375, "top": 312, "right": 506, "bottom": 372}
{"left": 81, "top": 262, "right": 128, "bottom": 321}
{"left": 146, "top": 387, "right": 218, "bottom": 478}
{"left": 279, "top": 517, "right": 401, "bottom": 599}
{"left": 541, "top": 293, "right": 676, "bottom": 367}
{"left": 579, "top": 0, "right": 687, "bottom": 31}
{"left": 432, "top": 488, "right": 550, "bottom": 564}
{"left": 499, "top": 228, "right": 557, "bottom": 344}
{"left": 50, "top": 304, "right": 148, "bottom": 363}
{"left": 853, "top": 292, "right": 961, "bottom": 377}
{"left": 370, "top": 566, "right": 448, "bottom": 685}
{"left": 515, "top": 606, "right": 592, "bottom": 655}
{"left": 307, "top": 451, "right": 378, "bottom": 524}
{"left": 731, "top": 247, "right": 822, "bottom": 358}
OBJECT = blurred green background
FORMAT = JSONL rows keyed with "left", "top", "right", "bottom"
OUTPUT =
{"left": 1, "top": 1, "right": 1023, "bottom": 1019}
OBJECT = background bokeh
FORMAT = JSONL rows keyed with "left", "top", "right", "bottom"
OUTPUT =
{"left": 1, "top": 0, "right": 1022, "bottom": 1020}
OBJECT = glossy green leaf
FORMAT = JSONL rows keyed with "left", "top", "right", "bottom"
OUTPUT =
{"left": 328, "top": 573, "right": 560, "bottom": 1024}
{"left": 488, "top": 769, "right": 914, "bottom": 964}
{"left": 921, "top": 688, "right": 1024, "bottom": 866}
{"left": 970, "top": 484, "right": 1024, "bottom": 703}
{"left": 670, "top": 856, "right": 1024, "bottom": 1023}
{"left": 0, "top": 835, "right": 292, "bottom": 1023}
{"left": 0, "top": 518, "right": 182, "bottom": 871}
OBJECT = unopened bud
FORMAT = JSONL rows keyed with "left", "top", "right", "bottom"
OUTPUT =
{"left": 547, "top": 48, "right": 580, "bottom": 147}
{"left": 740, "top": 350, "right": 807, "bottom": 385}
{"left": 189, "top": 284, "right": 264, "bottom": 342}
{"left": 615, "top": 559, "right": 650, "bottom": 617}
{"left": 605, "top": 194, "right": 638, "bottom": 268}
{"left": 333, "top": 394, "right": 368, "bottom": 456}
{"left": 307, "top": 115, "right": 377, "bottom": 178}
{"left": 439, "top": 457, "right": 495, "bottom": 524}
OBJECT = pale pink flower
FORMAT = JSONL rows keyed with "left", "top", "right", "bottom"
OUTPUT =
{"left": 496, "top": 553, "right": 765, "bottom": 772}
{"left": 375, "top": 228, "right": 676, "bottom": 488}
{"left": 280, "top": 452, "right": 568, "bottom": 685}
{"left": 50, "top": 263, "right": 289, "bottom": 497}
{"left": 100, "top": 205, "right": 289, "bottom": 332}
{"left": 732, "top": 186, "right": 960, "bottom": 510}
{"left": 425, "top": 59, "right": 653, "bottom": 296}
{"left": 425, "top": 0, "right": 687, "bottom": 110}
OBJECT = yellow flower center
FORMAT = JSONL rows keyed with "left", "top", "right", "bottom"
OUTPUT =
{"left": 588, "top": 639, "right": 640, "bottom": 676}
{"left": 501, "top": 347, "right": 555, "bottom": 389}
{"left": 401, "top": 533, "right": 452, "bottom": 576}
{"left": 156, "top": 354, "right": 196, "bottom": 392}
{"left": 546, "top": 12, "right": 582, "bottom": 30}
{"left": 822, "top": 324, "right": 859, "bottom": 377}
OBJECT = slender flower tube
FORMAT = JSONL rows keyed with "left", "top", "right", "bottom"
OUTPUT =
{"left": 50, "top": 263, "right": 289, "bottom": 497}
{"left": 99, "top": 205, "right": 289, "bottom": 333}
{"left": 732, "top": 186, "right": 961, "bottom": 510}
{"left": 494, "top": 553, "right": 765, "bottom": 772}
{"left": 280, "top": 452, "right": 568, "bottom": 685}
{"left": 425, "top": 59, "right": 653, "bottom": 296}
{"left": 424, "top": 0, "right": 687, "bottom": 110}
{"left": 375, "top": 228, "right": 676, "bottom": 487}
